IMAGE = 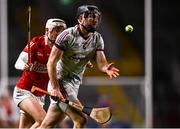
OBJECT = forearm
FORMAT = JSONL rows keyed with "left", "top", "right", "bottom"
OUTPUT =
{"left": 96, "top": 57, "right": 109, "bottom": 73}
{"left": 14, "top": 52, "right": 27, "bottom": 70}
{"left": 47, "top": 61, "right": 59, "bottom": 90}
{"left": 98, "top": 63, "right": 109, "bottom": 73}
{"left": 96, "top": 50, "right": 109, "bottom": 73}
{"left": 47, "top": 46, "right": 63, "bottom": 90}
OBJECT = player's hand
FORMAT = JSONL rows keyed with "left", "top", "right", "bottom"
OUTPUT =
{"left": 105, "top": 63, "right": 120, "bottom": 79}
{"left": 50, "top": 88, "right": 65, "bottom": 102}
{"left": 87, "top": 61, "right": 93, "bottom": 68}
{"left": 24, "top": 63, "right": 33, "bottom": 72}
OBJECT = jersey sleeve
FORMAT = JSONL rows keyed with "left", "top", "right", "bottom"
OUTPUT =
{"left": 96, "top": 33, "right": 104, "bottom": 51}
{"left": 14, "top": 52, "right": 28, "bottom": 70}
{"left": 15, "top": 37, "right": 38, "bottom": 70}
{"left": 54, "top": 30, "right": 71, "bottom": 51}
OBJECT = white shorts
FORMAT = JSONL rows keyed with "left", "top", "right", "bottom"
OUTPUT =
{"left": 48, "top": 80, "right": 79, "bottom": 112}
{"left": 13, "top": 86, "right": 45, "bottom": 113}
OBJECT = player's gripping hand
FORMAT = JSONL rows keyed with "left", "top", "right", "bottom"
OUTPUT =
{"left": 87, "top": 61, "right": 93, "bottom": 68}
{"left": 24, "top": 63, "right": 33, "bottom": 72}
{"left": 105, "top": 63, "right": 120, "bottom": 79}
{"left": 50, "top": 88, "right": 65, "bottom": 102}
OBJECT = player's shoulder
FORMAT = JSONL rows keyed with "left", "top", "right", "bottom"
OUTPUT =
{"left": 31, "top": 35, "right": 44, "bottom": 43}
{"left": 93, "top": 31, "right": 103, "bottom": 40}
{"left": 31, "top": 35, "right": 45, "bottom": 48}
{"left": 63, "top": 25, "right": 77, "bottom": 35}
{"left": 58, "top": 26, "right": 77, "bottom": 41}
{"left": 94, "top": 31, "right": 101, "bottom": 36}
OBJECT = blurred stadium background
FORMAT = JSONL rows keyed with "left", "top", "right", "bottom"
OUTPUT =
{"left": 0, "top": 0, "right": 179, "bottom": 128}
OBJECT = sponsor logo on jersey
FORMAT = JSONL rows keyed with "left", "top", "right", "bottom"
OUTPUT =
{"left": 32, "top": 61, "right": 47, "bottom": 73}
{"left": 69, "top": 54, "right": 86, "bottom": 64}
{"left": 37, "top": 52, "right": 43, "bottom": 57}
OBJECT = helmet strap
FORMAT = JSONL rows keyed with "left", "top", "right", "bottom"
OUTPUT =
{"left": 81, "top": 24, "right": 95, "bottom": 33}
{"left": 48, "top": 36, "right": 55, "bottom": 44}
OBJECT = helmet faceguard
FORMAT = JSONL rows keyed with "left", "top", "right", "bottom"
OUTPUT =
{"left": 45, "top": 18, "right": 67, "bottom": 44}
{"left": 45, "top": 18, "right": 67, "bottom": 32}
{"left": 76, "top": 5, "right": 101, "bottom": 19}
{"left": 76, "top": 5, "right": 101, "bottom": 33}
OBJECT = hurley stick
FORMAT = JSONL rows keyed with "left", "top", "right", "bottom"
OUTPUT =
{"left": 27, "top": 5, "right": 31, "bottom": 64}
{"left": 31, "top": 86, "right": 112, "bottom": 124}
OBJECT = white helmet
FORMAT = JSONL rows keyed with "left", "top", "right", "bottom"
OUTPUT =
{"left": 45, "top": 18, "right": 67, "bottom": 32}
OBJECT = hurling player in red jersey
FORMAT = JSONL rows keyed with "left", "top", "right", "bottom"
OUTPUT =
{"left": 13, "top": 18, "right": 67, "bottom": 129}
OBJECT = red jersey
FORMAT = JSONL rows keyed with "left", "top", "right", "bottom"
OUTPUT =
{"left": 16, "top": 35, "right": 51, "bottom": 96}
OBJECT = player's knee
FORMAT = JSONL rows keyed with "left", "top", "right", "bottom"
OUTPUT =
{"left": 73, "top": 116, "right": 87, "bottom": 127}
{"left": 39, "top": 122, "right": 51, "bottom": 128}
{"left": 31, "top": 120, "right": 44, "bottom": 129}
{"left": 35, "top": 115, "right": 45, "bottom": 126}
{"left": 35, "top": 119, "right": 44, "bottom": 127}
{"left": 40, "top": 115, "right": 46, "bottom": 122}
{"left": 39, "top": 117, "right": 57, "bottom": 128}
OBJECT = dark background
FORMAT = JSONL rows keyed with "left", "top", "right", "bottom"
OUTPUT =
{"left": 154, "top": 0, "right": 180, "bottom": 127}
{"left": 3, "top": 0, "right": 180, "bottom": 127}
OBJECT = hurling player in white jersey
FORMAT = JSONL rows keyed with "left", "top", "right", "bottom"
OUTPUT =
{"left": 39, "top": 5, "right": 119, "bottom": 128}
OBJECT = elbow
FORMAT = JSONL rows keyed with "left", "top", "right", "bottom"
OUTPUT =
{"left": 47, "top": 60, "right": 52, "bottom": 70}
{"left": 14, "top": 61, "right": 18, "bottom": 70}
{"left": 47, "top": 61, "right": 50, "bottom": 70}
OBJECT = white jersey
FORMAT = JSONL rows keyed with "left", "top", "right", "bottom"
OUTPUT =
{"left": 54, "top": 25, "right": 104, "bottom": 89}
